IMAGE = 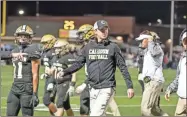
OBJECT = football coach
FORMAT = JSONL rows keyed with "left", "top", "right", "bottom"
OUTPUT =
{"left": 56, "top": 20, "right": 134, "bottom": 116}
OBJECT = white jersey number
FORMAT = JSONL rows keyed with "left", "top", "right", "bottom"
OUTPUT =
{"left": 13, "top": 62, "right": 23, "bottom": 79}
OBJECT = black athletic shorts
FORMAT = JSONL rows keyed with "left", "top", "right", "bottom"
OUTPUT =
{"left": 56, "top": 81, "right": 71, "bottom": 110}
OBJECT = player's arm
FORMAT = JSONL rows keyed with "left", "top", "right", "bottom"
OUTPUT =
{"left": 114, "top": 44, "right": 133, "bottom": 89}
{"left": 69, "top": 64, "right": 77, "bottom": 87}
{"left": 30, "top": 53, "right": 41, "bottom": 107}
{"left": 0, "top": 51, "right": 28, "bottom": 60}
{"left": 30, "top": 46, "right": 42, "bottom": 94}
{"left": 47, "top": 57, "right": 56, "bottom": 77}
{"left": 32, "top": 59, "right": 40, "bottom": 93}
{"left": 66, "top": 63, "right": 77, "bottom": 96}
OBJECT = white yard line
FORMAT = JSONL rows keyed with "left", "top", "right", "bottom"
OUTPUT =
{"left": 118, "top": 104, "right": 176, "bottom": 107}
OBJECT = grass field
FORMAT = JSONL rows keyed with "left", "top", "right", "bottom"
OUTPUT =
{"left": 1, "top": 65, "right": 178, "bottom": 116}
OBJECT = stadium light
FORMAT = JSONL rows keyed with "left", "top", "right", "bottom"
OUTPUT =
{"left": 18, "top": 9, "right": 24, "bottom": 15}
{"left": 157, "top": 19, "right": 162, "bottom": 24}
{"left": 183, "top": 15, "right": 187, "bottom": 19}
{"left": 116, "top": 36, "right": 123, "bottom": 41}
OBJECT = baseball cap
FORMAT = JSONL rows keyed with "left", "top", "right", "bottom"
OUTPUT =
{"left": 94, "top": 20, "right": 109, "bottom": 30}
{"left": 135, "top": 34, "right": 153, "bottom": 41}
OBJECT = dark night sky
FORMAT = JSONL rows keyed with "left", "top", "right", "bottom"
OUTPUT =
{"left": 2, "top": 1, "right": 187, "bottom": 24}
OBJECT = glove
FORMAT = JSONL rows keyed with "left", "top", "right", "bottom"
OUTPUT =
{"left": 47, "top": 83, "right": 54, "bottom": 91}
{"left": 67, "top": 85, "right": 75, "bottom": 97}
{"left": 75, "top": 83, "right": 86, "bottom": 94}
{"left": 40, "top": 73, "right": 49, "bottom": 79}
{"left": 67, "top": 82, "right": 76, "bottom": 96}
{"left": 29, "top": 93, "right": 39, "bottom": 107}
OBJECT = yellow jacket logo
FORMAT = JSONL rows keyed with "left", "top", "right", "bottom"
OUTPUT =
{"left": 64, "top": 20, "right": 75, "bottom": 30}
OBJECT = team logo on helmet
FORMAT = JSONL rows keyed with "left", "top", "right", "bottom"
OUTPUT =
{"left": 53, "top": 40, "right": 69, "bottom": 56}
{"left": 41, "top": 34, "right": 57, "bottom": 51}
{"left": 77, "top": 24, "right": 94, "bottom": 42}
{"left": 14, "top": 25, "right": 34, "bottom": 46}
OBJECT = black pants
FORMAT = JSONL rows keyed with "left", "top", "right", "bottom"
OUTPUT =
{"left": 56, "top": 81, "right": 71, "bottom": 110}
{"left": 6, "top": 91, "right": 33, "bottom": 116}
{"left": 43, "top": 77, "right": 56, "bottom": 107}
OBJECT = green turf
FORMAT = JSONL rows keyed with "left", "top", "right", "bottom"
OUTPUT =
{"left": 1, "top": 65, "right": 178, "bottom": 116}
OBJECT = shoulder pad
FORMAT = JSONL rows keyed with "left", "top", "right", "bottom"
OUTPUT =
{"left": 27, "top": 44, "right": 42, "bottom": 60}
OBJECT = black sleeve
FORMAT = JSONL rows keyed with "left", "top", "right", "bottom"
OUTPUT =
{"left": 114, "top": 44, "right": 133, "bottom": 89}
{"left": 28, "top": 51, "right": 41, "bottom": 60}
{"left": 0, "top": 51, "right": 12, "bottom": 60}
{"left": 28, "top": 44, "right": 42, "bottom": 60}
{"left": 67, "top": 54, "right": 77, "bottom": 65}
{"left": 63, "top": 46, "right": 86, "bottom": 76}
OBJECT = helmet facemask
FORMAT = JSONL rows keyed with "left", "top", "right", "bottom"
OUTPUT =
{"left": 77, "top": 24, "right": 95, "bottom": 44}
{"left": 15, "top": 34, "right": 32, "bottom": 48}
{"left": 41, "top": 39, "right": 56, "bottom": 52}
{"left": 14, "top": 25, "right": 34, "bottom": 47}
{"left": 76, "top": 31, "right": 85, "bottom": 43}
{"left": 54, "top": 45, "right": 69, "bottom": 57}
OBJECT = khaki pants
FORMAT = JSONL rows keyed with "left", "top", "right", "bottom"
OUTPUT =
{"left": 175, "top": 98, "right": 187, "bottom": 116}
{"left": 108, "top": 97, "right": 121, "bottom": 116}
{"left": 141, "top": 80, "right": 168, "bottom": 116}
{"left": 89, "top": 87, "right": 114, "bottom": 116}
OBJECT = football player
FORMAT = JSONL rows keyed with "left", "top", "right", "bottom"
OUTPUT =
{"left": 49, "top": 39, "right": 76, "bottom": 116}
{"left": 75, "top": 24, "right": 121, "bottom": 116}
{"left": 75, "top": 24, "right": 93, "bottom": 116}
{"left": 40, "top": 34, "right": 57, "bottom": 116}
{"left": 6, "top": 25, "right": 41, "bottom": 116}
